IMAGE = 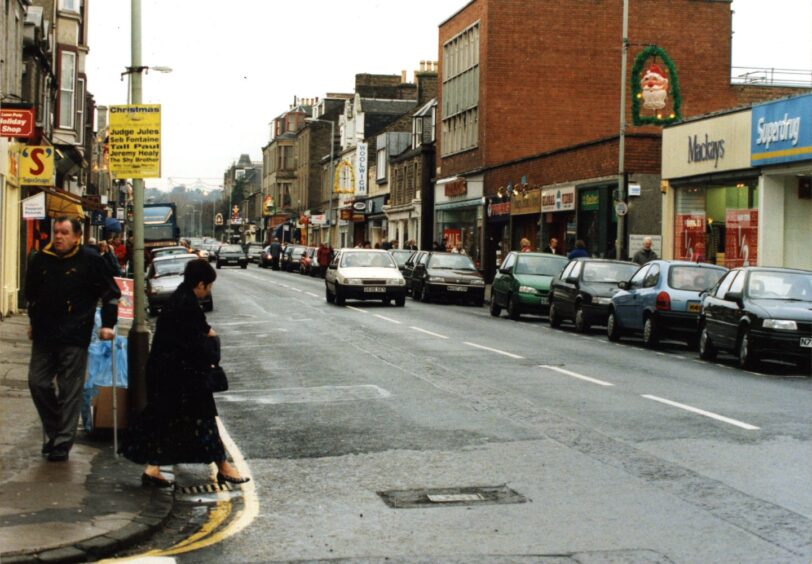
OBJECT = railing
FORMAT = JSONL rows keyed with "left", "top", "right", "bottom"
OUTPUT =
{"left": 731, "top": 66, "right": 812, "bottom": 87}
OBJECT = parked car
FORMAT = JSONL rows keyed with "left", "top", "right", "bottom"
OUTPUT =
{"left": 299, "top": 247, "right": 318, "bottom": 276}
{"left": 325, "top": 249, "right": 407, "bottom": 306}
{"left": 490, "top": 252, "right": 568, "bottom": 319}
{"left": 402, "top": 250, "right": 428, "bottom": 293}
{"left": 282, "top": 245, "right": 307, "bottom": 272}
{"left": 147, "top": 254, "right": 212, "bottom": 315}
{"left": 549, "top": 258, "right": 640, "bottom": 330}
{"left": 698, "top": 266, "right": 812, "bottom": 370}
{"left": 151, "top": 246, "right": 189, "bottom": 260}
{"left": 606, "top": 260, "right": 727, "bottom": 347}
{"left": 246, "top": 243, "right": 264, "bottom": 264}
{"left": 259, "top": 245, "right": 273, "bottom": 268}
{"left": 207, "top": 243, "right": 223, "bottom": 262}
{"left": 216, "top": 244, "right": 248, "bottom": 269}
{"left": 410, "top": 252, "right": 486, "bottom": 306}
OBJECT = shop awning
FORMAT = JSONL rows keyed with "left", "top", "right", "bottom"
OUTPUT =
{"left": 38, "top": 187, "right": 85, "bottom": 218}
{"left": 435, "top": 197, "right": 483, "bottom": 211}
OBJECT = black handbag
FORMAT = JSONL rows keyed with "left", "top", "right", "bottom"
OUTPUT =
{"left": 206, "top": 365, "right": 229, "bottom": 392}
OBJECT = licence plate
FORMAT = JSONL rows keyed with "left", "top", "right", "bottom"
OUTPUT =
{"left": 448, "top": 285, "right": 468, "bottom": 292}
{"left": 688, "top": 302, "right": 701, "bottom": 313}
{"left": 539, "top": 296, "right": 548, "bottom": 305}
{"left": 364, "top": 286, "right": 386, "bottom": 293}
{"left": 801, "top": 337, "right": 812, "bottom": 348}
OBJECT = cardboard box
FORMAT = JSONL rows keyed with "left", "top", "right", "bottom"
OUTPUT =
{"left": 91, "top": 386, "right": 128, "bottom": 430}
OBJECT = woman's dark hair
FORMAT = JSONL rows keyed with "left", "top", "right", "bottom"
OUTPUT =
{"left": 575, "top": 239, "right": 586, "bottom": 249}
{"left": 184, "top": 258, "right": 217, "bottom": 287}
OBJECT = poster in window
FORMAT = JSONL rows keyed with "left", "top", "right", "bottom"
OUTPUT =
{"left": 674, "top": 213, "right": 706, "bottom": 262}
{"left": 443, "top": 228, "right": 461, "bottom": 251}
{"left": 724, "top": 209, "right": 758, "bottom": 268}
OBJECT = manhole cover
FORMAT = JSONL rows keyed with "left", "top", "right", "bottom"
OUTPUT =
{"left": 378, "top": 485, "right": 528, "bottom": 509}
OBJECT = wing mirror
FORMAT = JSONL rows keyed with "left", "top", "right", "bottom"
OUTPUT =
{"left": 565, "top": 276, "right": 579, "bottom": 285}
{"left": 724, "top": 291, "right": 742, "bottom": 304}
{"left": 617, "top": 281, "right": 629, "bottom": 290}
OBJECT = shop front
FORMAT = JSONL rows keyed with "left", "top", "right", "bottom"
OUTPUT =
{"left": 510, "top": 187, "right": 541, "bottom": 251}
{"left": 540, "top": 185, "right": 576, "bottom": 255}
{"left": 434, "top": 175, "right": 484, "bottom": 264}
{"left": 364, "top": 195, "right": 388, "bottom": 247}
{"left": 576, "top": 185, "right": 617, "bottom": 258}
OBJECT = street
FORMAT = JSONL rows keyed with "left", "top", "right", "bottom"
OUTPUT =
{"left": 128, "top": 265, "right": 811, "bottom": 563}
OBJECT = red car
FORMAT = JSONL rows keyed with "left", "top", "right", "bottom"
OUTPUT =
{"left": 299, "top": 247, "right": 318, "bottom": 276}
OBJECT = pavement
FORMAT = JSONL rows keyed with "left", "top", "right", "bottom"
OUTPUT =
{"left": 0, "top": 313, "right": 173, "bottom": 563}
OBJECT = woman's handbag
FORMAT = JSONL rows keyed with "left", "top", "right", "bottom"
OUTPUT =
{"left": 206, "top": 366, "right": 229, "bottom": 392}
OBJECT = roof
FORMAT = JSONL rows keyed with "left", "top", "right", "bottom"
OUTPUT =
{"left": 414, "top": 98, "right": 437, "bottom": 117}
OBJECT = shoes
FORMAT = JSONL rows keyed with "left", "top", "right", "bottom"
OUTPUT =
{"left": 141, "top": 473, "right": 174, "bottom": 488}
{"left": 41, "top": 439, "right": 54, "bottom": 457}
{"left": 47, "top": 446, "right": 69, "bottom": 462}
{"left": 216, "top": 472, "right": 250, "bottom": 485}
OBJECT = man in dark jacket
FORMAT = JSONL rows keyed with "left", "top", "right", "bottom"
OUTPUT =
{"left": 269, "top": 238, "right": 282, "bottom": 270}
{"left": 26, "top": 217, "right": 120, "bottom": 462}
{"left": 632, "top": 237, "right": 659, "bottom": 265}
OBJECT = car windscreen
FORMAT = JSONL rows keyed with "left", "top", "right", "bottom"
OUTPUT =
{"left": 341, "top": 252, "right": 397, "bottom": 268}
{"left": 154, "top": 248, "right": 186, "bottom": 256}
{"left": 582, "top": 261, "right": 639, "bottom": 283}
{"left": 428, "top": 254, "right": 476, "bottom": 270}
{"left": 668, "top": 266, "right": 725, "bottom": 291}
{"left": 221, "top": 245, "right": 243, "bottom": 253}
{"left": 748, "top": 271, "right": 812, "bottom": 301}
{"left": 515, "top": 255, "right": 567, "bottom": 276}
{"left": 154, "top": 258, "right": 192, "bottom": 277}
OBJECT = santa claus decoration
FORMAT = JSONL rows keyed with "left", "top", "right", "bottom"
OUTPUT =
{"left": 640, "top": 64, "right": 669, "bottom": 110}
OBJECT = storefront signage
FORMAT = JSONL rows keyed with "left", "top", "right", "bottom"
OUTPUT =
{"left": 580, "top": 190, "right": 600, "bottom": 211}
{"left": 0, "top": 107, "right": 35, "bottom": 138}
{"left": 108, "top": 105, "right": 161, "bottom": 179}
{"left": 352, "top": 201, "right": 366, "bottom": 212}
{"left": 340, "top": 208, "right": 352, "bottom": 221}
{"left": 486, "top": 197, "right": 510, "bottom": 219}
{"left": 214, "top": 213, "right": 223, "bottom": 225}
{"left": 310, "top": 214, "right": 327, "bottom": 225}
{"left": 510, "top": 188, "right": 541, "bottom": 216}
{"left": 444, "top": 179, "right": 467, "bottom": 197}
{"left": 662, "top": 111, "right": 751, "bottom": 178}
{"left": 21, "top": 192, "right": 46, "bottom": 219}
{"left": 751, "top": 93, "right": 812, "bottom": 166}
{"left": 19, "top": 146, "right": 54, "bottom": 185}
{"left": 356, "top": 142, "right": 368, "bottom": 196}
{"left": 541, "top": 186, "right": 575, "bottom": 213}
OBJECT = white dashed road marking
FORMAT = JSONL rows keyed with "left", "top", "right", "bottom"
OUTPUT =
{"left": 410, "top": 326, "right": 449, "bottom": 339}
{"left": 539, "top": 365, "right": 614, "bottom": 387}
{"left": 463, "top": 342, "right": 524, "bottom": 359}
{"left": 374, "top": 314, "right": 402, "bottom": 324}
{"left": 642, "top": 394, "right": 760, "bottom": 431}
{"left": 346, "top": 306, "right": 368, "bottom": 314}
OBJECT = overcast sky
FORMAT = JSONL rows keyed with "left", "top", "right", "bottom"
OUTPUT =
{"left": 86, "top": 0, "right": 812, "bottom": 192}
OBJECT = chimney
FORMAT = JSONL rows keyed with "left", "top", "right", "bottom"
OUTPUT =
{"left": 401, "top": 70, "right": 407, "bottom": 83}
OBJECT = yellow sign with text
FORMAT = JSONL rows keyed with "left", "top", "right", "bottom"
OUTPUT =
{"left": 109, "top": 104, "right": 161, "bottom": 179}
{"left": 19, "top": 146, "right": 55, "bottom": 185}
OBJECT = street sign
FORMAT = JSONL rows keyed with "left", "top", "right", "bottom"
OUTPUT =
{"left": 614, "top": 201, "right": 629, "bottom": 216}
{"left": 108, "top": 105, "right": 161, "bottom": 179}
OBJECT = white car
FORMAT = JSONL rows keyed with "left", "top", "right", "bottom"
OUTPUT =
{"left": 325, "top": 249, "right": 407, "bottom": 307}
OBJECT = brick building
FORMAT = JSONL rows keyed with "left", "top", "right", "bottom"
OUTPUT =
{"left": 436, "top": 0, "right": 802, "bottom": 279}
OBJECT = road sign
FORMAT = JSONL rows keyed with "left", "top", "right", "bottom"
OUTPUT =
{"left": 614, "top": 201, "right": 629, "bottom": 216}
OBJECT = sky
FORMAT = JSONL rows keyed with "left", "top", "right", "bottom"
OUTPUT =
{"left": 86, "top": 0, "right": 812, "bottom": 192}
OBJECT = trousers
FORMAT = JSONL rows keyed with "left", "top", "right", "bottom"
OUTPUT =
{"left": 28, "top": 343, "right": 88, "bottom": 451}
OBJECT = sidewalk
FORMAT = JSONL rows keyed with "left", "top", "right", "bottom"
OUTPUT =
{"left": 0, "top": 313, "right": 173, "bottom": 563}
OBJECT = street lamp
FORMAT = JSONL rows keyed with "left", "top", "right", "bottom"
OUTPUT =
{"left": 306, "top": 117, "right": 335, "bottom": 247}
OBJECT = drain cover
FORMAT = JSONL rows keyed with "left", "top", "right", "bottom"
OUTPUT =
{"left": 176, "top": 483, "right": 232, "bottom": 495}
{"left": 378, "top": 485, "right": 527, "bottom": 509}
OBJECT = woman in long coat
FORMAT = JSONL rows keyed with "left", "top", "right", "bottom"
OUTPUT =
{"left": 121, "top": 259, "right": 248, "bottom": 487}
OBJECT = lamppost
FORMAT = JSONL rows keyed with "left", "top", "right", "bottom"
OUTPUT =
{"left": 306, "top": 117, "right": 335, "bottom": 247}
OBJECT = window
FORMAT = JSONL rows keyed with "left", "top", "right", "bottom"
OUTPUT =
{"left": 58, "top": 51, "right": 76, "bottom": 129}
{"left": 714, "top": 271, "right": 739, "bottom": 298}
{"left": 729, "top": 270, "right": 745, "bottom": 294}
{"left": 629, "top": 265, "right": 650, "bottom": 288}
{"left": 643, "top": 264, "right": 660, "bottom": 288}
{"left": 501, "top": 252, "right": 516, "bottom": 271}
{"left": 441, "top": 22, "right": 480, "bottom": 156}
{"left": 560, "top": 261, "right": 577, "bottom": 280}
{"left": 60, "top": 0, "right": 81, "bottom": 12}
{"left": 376, "top": 147, "right": 386, "bottom": 181}
{"left": 76, "top": 78, "right": 85, "bottom": 144}
{"left": 571, "top": 261, "right": 584, "bottom": 280}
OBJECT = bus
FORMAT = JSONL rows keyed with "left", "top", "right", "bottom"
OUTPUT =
{"left": 144, "top": 203, "right": 180, "bottom": 250}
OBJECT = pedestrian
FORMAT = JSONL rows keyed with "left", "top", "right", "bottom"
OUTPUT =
{"left": 269, "top": 237, "right": 282, "bottom": 270}
{"left": 632, "top": 236, "right": 658, "bottom": 265}
{"left": 454, "top": 243, "right": 466, "bottom": 255}
{"left": 317, "top": 241, "right": 331, "bottom": 278}
{"left": 542, "top": 237, "right": 559, "bottom": 254}
{"left": 381, "top": 240, "right": 392, "bottom": 250}
{"left": 567, "top": 239, "right": 590, "bottom": 259}
{"left": 605, "top": 240, "right": 618, "bottom": 259}
{"left": 25, "top": 217, "right": 121, "bottom": 462}
{"left": 519, "top": 238, "right": 532, "bottom": 252}
{"left": 120, "top": 259, "right": 249, "bottom": 488}
{"left": 391, "top": 240, "right": 399, "bottom": 249}
{"left": 98, "top": 240, "right": 122, "bottom": 276}
{"left": 111, "top": 235, "right": 127, "bottom": 272}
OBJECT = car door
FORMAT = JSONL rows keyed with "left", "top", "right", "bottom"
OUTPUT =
{"left": 716, "top": 269, "right": 746, "bottom": 349}
{"left": 615, "top": 264, "right": 651, "bottom": 328}
{"left": 703, "top": 270, "right": 735, "bottom": 346}
{"left": 413, "top": 252, "right": 431, "bottom": 293}
{"left": 562, "top": 260, "right": 584, "bottom": 318}
{"left": 636, "top": 263, "right": 662, "bottom": 327}
{"left": 493, "top": 253, "right": 517, "bottom": 307}
{"left": 552, "top": 261, "right": 577, "bottom": 316}
{"left": 325, "top": 252, "right": 340, "bottom": 290}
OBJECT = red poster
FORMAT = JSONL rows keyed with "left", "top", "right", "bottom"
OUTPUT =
{"left": 724, "top": 209, "right": 758, "bottom": 268}
{"left": 443, "top": 228, "right": 461, "bottom": 251}
{"left": 114, "top": 277, "right": 134, "bottom": 322}
{"left": 674, "top": 213, "right": 706, "bottom": 262}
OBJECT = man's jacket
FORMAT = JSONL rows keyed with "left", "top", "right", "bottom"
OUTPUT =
{"left": 26, "top": 243, "right": 121, "bottom": 347}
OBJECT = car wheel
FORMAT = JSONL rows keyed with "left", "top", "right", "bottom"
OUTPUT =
{"left": 698, "top": 324, "right": 717, "bottom": 360}
{"left": 335, "top": 285, "right": 345, "bottom": 306}
{"left": 395, "top": 296, "right": 406, "bottom": 307}
{"left": 642, "top": 316, "right": 659, "bottom": 348}
{"left": 489, "top": 296, "right": 502, "bottom": 317}
{"left": 607, "top": 310, "right": 622, "bottom": 342}
{"left": 737, "top": 327, "right": 758, "bottom": 370}
{"left": 241, "top": 263, "right": 247, "bottom": 269}
{"left": 325, "top": 285, "right": 335, "bottom": 304}
{"left": 420, "top": 283, "right": 431, "bottom": 303}
{"left": 549, "top": 301, "right": 562, "bottom": 328}
{"left": 507, "top": 295, "right": 520, "bottom": 320}
{"left": 574, "top": 305, "right": 590, "bottom": 332}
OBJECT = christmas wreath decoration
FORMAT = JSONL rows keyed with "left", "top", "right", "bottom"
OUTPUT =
{"left": 631, "top": 45, "right": 682, "bottom": 126}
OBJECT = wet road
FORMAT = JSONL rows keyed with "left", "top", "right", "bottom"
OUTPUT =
{"left": 126, "top": 264, "right": 812, "bottom": 563}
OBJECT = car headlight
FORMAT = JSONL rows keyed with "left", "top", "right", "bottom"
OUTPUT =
{"left": 518, "top": 285, "right": 539, "bottom": 295}
{"left": 388, "top": 278, "right": 406, "bottom": 286}
{"left": 594, "top": 297, "right": 612, "bottom": 305}
{"left": 470, "top": 279, "right": 485, "bottom": 285}
{"left": 428, "top": 276, "right": 446, "bottom": 283}
{"left": 763, "top": 319, "right": 798, "bottom": 331}
{"left": 341, "top": 277, "right": 362, "bottom": 285}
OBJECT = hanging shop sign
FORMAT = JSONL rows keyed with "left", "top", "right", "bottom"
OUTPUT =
{"left": 580, "top": 189, "right": 600, "bottom": 211}
{"left": 631, "top": 45, "right": 682, "bottom": 126}
{"left": 21, "top": 191, "right": 46, "bottom": 219}
{"left": 356, "top": 142, "right": 368, "bottom": 196}
{"left": 108, "top": 104, "right": 161, "bottom": 179}
{"left": 751, "top": 93, "right": 812, "bottom": 166}
{"left": 19, "top": 146, "right": 54, "bottom": 185}
{"left": 510, "top": 188, "right": 541, "bottom": 216}
{"left": 0, "top": 107, "right": 35, "bottom": 138}
{"left": 541, "top": 186, "right": 575, "bottom": 213}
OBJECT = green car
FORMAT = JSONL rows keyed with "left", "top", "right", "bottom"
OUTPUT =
{"left": 490, "top": 252, "right": 569, "bottom": 320}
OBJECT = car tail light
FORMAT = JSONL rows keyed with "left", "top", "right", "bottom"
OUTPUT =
{"left": 656, "top": 291, "right": 671, "bottom": 311}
